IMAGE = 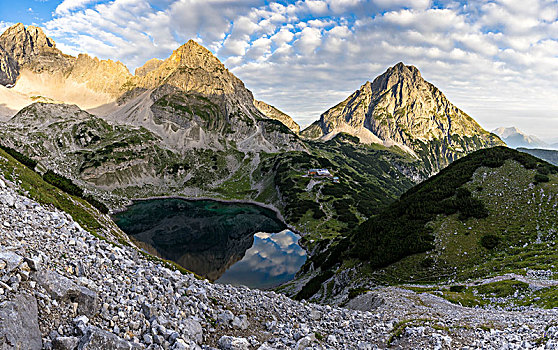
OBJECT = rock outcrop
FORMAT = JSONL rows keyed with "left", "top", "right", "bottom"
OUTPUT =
{"left": 0, "top": 46, "right": 18, "bottom": 85}
{"left": 302, "top": 62, "right": 504, "bottom": 172}
{"left": 0, "top": 23, "right": 73, "bottom": 75}
{"left": 254, "top": 100, "right": 300, "bottom": 133}
{"left": 134, "top": 58, "right": 163, "bottom": 77}
{"left": 0, "top": 292, "right": 42, "bottom": 349}
{"left": 68, "top": 54, "right": 132, "bottom": 97}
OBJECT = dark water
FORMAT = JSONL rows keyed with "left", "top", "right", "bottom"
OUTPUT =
{"left": 112, "top": 198, "right": 307, "bottom": 289}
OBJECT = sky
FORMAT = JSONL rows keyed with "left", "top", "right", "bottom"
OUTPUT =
{"left": 1, "top": 0, "right": 558, "bottom": 141}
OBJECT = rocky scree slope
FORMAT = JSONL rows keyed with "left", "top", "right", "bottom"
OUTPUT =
{"left": 294, "top": 147, "right": 558, "bottom": 304}
{"left": 1, "top": 140, "right": 558, "bottom": 350}
{"left": 301, "top": 63, "right": 504, "bottom": 174}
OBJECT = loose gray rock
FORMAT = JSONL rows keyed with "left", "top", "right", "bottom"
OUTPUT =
{"left": 53, "top": 336, "right": 80, "bottom": 350}
{"left": 345, "top": 292, "right": 384, "bottom": 311}
{"left": 231, "top": 315, "right": 249, "bottom": 330}
{"left": 182, "top": 318, "right": 203, "bottom": 344}
{"left": 0, "top": 194, "right": 15, "bottom": 208}
{"left": 0, "top": 292, "right": 42, "bottom": 349}
{"left": 0, "top": 251, "right": 23, "bottom": 279}
{"left": 34, "top": 270, "right": 98, "bottom": 317}
{"left": 78, "top": 326, "right": 144, "bottom": 350}
{"left": 218, "top": 335, "right": 250, "bottom": 350}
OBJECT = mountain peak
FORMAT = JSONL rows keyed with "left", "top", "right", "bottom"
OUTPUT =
{"left": 302, "top": 62, "right": 503, "bottom": 173}
{"left": 492, "top": 126, "right": 521, "bottom": 138}
{"left": 167, "top": 39, "right": 223, "bottom": 70}
{"left": 370, "top": 62, "right": 422, "bottom": 92}
{"left": 391, "top": 62, "right": 419, "bottom": 75}
{"left": 492, "top": 126, "right": 547, "bottom": 149}
{"left": 0, "top": 23, "right": 58, "bottom": 67}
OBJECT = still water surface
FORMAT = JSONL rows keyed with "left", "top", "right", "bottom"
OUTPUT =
{"left": 112, "top": 198, "right": 307, "bottom": 289}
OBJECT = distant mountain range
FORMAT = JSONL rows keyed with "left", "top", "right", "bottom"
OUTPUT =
{"left": 518, "top": 148, "right": 558, "bottom": 166}
{"left": 492, "top": 126, "right": 550, "bottom": 149}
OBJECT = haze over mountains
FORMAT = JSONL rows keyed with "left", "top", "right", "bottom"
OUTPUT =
{"left": 492, "top": 126, "right": 550, "bottom": 149}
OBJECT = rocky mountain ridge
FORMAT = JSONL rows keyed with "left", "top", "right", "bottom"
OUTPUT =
{"left": 254, "top": 100, "right": 300, "bottom": 133}
{"left": 0, "top": 24, "right": 296, "bottom": 138}
{"left": 302, "top": 63, "right": 504, "bottom": 173}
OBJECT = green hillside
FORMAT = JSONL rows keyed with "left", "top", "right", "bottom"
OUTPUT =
{"left": 301, "top": 147, "right": 558, "bottom": 300}
{"left": 0, "top": 147, "right": 126, "bottom": 243}
{"left": 254, "top": 134, "right": 427, "bottom": 244}
{"left": 519, "top": 147, "right": 558, "bottom": 166}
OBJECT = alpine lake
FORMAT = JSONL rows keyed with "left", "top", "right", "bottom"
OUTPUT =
{"left": 112, "top": 198, "right": 307, "bottom": 289}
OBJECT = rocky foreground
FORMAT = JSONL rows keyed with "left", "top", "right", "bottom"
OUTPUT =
{"left": 0, "top": 173, "right": 557, "bottom": 350}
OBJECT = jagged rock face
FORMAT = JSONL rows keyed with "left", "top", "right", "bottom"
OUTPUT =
{"left": 129, "top": 40, "right": 259, "bottom": 120}
{"left": 0, "top": 23, "right": 55, "bottom": 64}
{"left": 110, "top": 41, "right": 304, "bottom": 153}
{"left": 0, "top": 24, "right": 127, "bottom": 101}
{"left": 302, "top": 62, "right": 504, "bottom": 172}
{"left": 0, "top": 45, "right": 18, "bottom": 85}
{"left": 0, "top": 25, "right": 303, "bottom": 154}
{"left": 254, "top": 100, "right": 300, "bottom": 133}
{"left": 0, "top": 23, "right": 74, "bottom": 75}
{"left": 134, "top": 58, "right": 163, "bottom": 77}
{"left": 68, "top": 54, "right": 132, "bottom": 97}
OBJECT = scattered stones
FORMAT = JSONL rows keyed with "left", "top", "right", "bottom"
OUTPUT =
{"left": 52, "top": 336, "right": 80, "bottom": 350}
{"left": 218, "top": 335, "right": 250, "bottom": 350}
{"left": 78, "top": 326, "right": 144, "bottom": 350}
{"left": 34, "top": 270, "right": 98, "bottom": 317}
{"left": 0, "top": 174, "right": 557, "bottom": 350}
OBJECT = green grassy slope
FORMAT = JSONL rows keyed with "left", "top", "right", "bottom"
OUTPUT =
{"left": 254, "top": 134, "right": 427, "bottom": 245}
{"left": 0, "top": 147, "right": 127, "bottom": 243}
{"left": 518, "top": 148, "right": 558, "bottom": 166}
{"left": 299, "top": 147, "right": 558, "bottom": 299}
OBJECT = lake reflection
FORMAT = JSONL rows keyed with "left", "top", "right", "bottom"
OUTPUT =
{"left": 112, "top": 198, "right": 307, "bottom": 289}
{"left": 216, "top": 230, "right": 307, "bottom": 289}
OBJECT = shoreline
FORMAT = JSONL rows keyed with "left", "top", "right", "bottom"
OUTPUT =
{"left": 111, "top": 195, "right": 303, "bottom": 236}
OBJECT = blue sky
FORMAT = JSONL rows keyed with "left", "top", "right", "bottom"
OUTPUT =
{"left": 1, "top": 0, "right": 558, "bottom": 140}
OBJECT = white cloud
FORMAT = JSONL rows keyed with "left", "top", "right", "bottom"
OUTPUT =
{"left": 304, "top": 0, "right": 329, "bottom": 15}
{"left": 36, "top": 0, "right": 558, "bottom": 139}
{"left": 55, "top": 0, "right": 99, "bottom": 15}
{"left": 294, "top": 26, "right": 322, "bottom": 55}
{"left": 0, "top": 22, "right": 15, "bottom": 33}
